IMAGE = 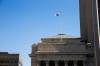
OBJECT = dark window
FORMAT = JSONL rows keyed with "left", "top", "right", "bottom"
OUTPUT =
{"left": 68, "top": 61, "right": 74, "bottom": 66}
{"left": 49, "top": 61, "right": 55, "bottom": 66}
{"left": 40, "top": 61, "right": 46, "bottom": 66}
{"left": 77, "top": 61, "right": 83, "bottom": 66}
{"left": 58, "top": 61, "right": 65, "bottom": 66}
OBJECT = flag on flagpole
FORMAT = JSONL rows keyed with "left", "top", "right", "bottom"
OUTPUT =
{"left": 54, "top": 11, "right": 61, "bottom": 16}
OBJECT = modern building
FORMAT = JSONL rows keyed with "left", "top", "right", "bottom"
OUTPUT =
{"left": 80, "top": 0, "right": 100, "bottom": 66}
{"left": 98, "top": 0, "right": 100, "bottom": 25}
{"left": 0, "top": 52, "right": 22, "bottom": 66}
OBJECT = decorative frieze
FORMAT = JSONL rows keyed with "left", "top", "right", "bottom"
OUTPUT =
{"left": 36, "top": 54, "right": 86, "bottom": 61}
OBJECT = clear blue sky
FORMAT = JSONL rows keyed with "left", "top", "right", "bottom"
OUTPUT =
{"left": 0, "top": 0, "right": 80, "bottom": 66}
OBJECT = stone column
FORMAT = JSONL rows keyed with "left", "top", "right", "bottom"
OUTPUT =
{"left": 83, "top": 61, "right": 86, "bottom": 66}
{"left": 36, "top": 61, "right": 40, "bottom": 66}
{"left": 74, "top": 61, "right": 77, "bottom": 66}
{"left": 46, "top": 61, "right": 49, "bottom": 66}
{"left": 55, "top": 61, "right": 58, "bottom": 66}
{"left": 64, "top": 61, "right": 68, "bottom": 66}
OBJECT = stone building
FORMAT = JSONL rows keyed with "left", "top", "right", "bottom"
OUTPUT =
{"left": 0, "top": 52, "right": 22, "bottom": 66}
{"left": 29, "top": 0, "right": 100, "bottom": 66}
{"left": 29, "top": 34, "right": 88, "bottom": 66}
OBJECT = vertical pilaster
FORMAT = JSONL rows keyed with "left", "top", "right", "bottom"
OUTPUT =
{"left": 31, "top": 58, "right": 37, "bottom": 66}
{"left": 74, "top": 61, "right": 77, "bottom": 66}
{"left": 46, "top": 61, "right": 49, "bottom": 66}
{"left": 83, "top": 61, "right": 86, "bottom": 66}
{"left": 36, "top": 61, "right": 40, "bottom": 66}
{"left": 64, "top": 61, "right": 68, "bottom": 66}
{"left": 55, "top": 61, "right": 58, "bottom": 66}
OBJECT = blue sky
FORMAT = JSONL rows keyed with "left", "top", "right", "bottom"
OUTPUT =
{"left": 0, "top": 0, "right": 80, "bottom": 66}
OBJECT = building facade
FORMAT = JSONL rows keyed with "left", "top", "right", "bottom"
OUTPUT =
{"left": 0, "top": 52, "right": 22, "bottom": 66}
{"left": 29, "top": 34, "right": 89, "bottom": 66}
{"left": 80, "top": 0, "right": 100, "bottom": 66}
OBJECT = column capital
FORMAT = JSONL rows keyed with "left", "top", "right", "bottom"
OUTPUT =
{"left": 45, "top": 61, "right": 49, "bottom": 63}
{"left": 64, "top": 61, "right": 68, "bottom": 63}
{"left": 55, "top": 61, "right": 58, "bottom": 63}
